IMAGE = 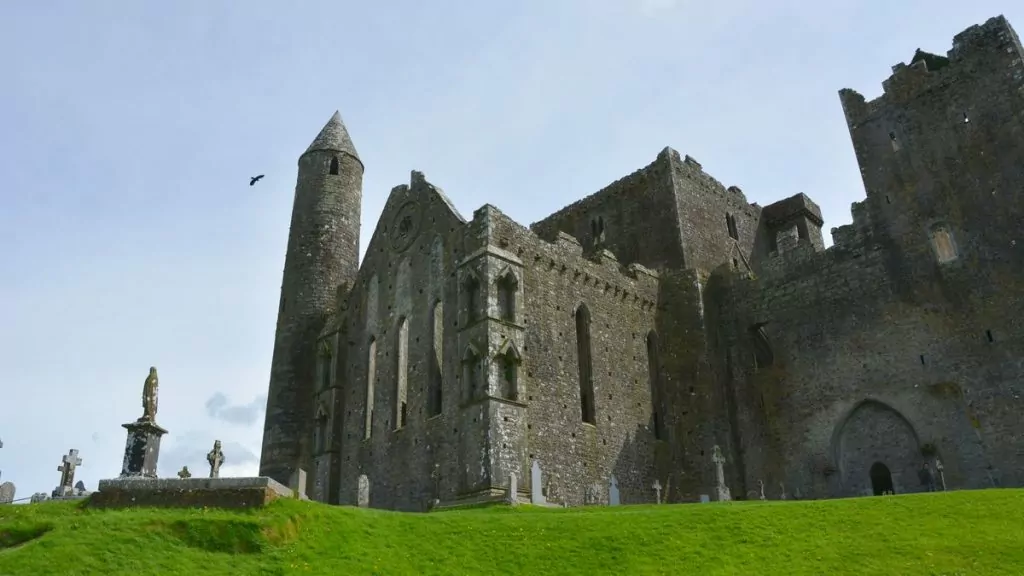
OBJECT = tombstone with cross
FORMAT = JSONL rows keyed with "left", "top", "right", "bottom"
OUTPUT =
{"left": 652, "top": 479, "right": 662, "bottom": 504}
{"left": 53, "top": 449, "right": 82, "bottom": 498}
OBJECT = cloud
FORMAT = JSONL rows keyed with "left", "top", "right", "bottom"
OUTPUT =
{"left": 204, "top": 392, "right": 266, "bottom": 426}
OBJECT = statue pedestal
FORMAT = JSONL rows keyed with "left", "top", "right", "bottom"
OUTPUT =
{"left": 120, "top": 419, "right": 168, "bottom": 478}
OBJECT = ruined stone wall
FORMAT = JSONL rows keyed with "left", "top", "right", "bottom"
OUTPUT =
{"left": 328, "top": 173, "right": 470, "bottom": 512}
{"left": 530, "top": 148, "right": 686, "bottom": 270}
{"left": 481, "top": 207, "right": 662, "bottom": 505}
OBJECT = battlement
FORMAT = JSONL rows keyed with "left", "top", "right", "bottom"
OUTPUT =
{"left": 761, "top": 193, "right": 823, "bottom": 227}
{"left": 839, "top": 15, "right": 1023, "bottom": 127}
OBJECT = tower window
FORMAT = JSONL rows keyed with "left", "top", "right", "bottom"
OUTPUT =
{"left": 329, "top": 156, "right": 339, "bottom": 175}
{"left": 364, "top": 338, "right": 377, "bottom": 440}
{"left": 395, "top": 317, "right": 409, "bottom": 429}
{"left": 726, "top": 213, "right": 739, "bottom": 240}
{"left": 575, "top": 304, "right": 596, "bottom": 424}
{"left": 497, "top": 271, "right": 519, "bottom": 322}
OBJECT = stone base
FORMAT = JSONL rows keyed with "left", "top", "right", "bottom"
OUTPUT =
{"left": 432, "top": 488, "right": 556, "bottom": 510}
{"left": 120, "top": 419, "right": 168, "bottom": 479}
{"left": 88, "top": 476, "right": 294, "bottom": 509}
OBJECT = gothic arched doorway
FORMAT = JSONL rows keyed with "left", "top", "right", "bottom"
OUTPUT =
{"left": 870, "top": 462, "right": 894, "bottom": 495}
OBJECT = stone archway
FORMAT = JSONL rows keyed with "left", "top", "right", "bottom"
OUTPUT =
{"left": 832, "top": 400, "right": 922, "bottom": 497}
{"left": 870, "top": 462, "right": 894, "bottom": 495}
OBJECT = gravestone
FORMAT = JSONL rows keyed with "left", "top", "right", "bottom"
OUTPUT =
{"left": 608, "top": 475, "right": 620, "bottom": 506}
{"left": 530, "top": 460, "right": 545, "bottom": 505}
{"left": 53, "top": 449, "right": 82, "bottom": 497}
{"left": 506, "top": 472, "right": 518, "bottom": 505}
{"left": 779, "top": 482, "right": 787, "bottom": 500}
{"left": 177, "top": 466, "right": 192, "bottom": 479}
{"left": 652, "top": 479, "right": 662, "bottom": 504}
{"left": 30, "top": 492, "right": 48, "bottom": 504}
{"left": 711, "top": 445, "right": 732, "bottom": 501}
{"left": 758, "top": 479, "right": 766, "bottom": 501}
{"left": 357, "top": 474, "right": 370, "bottom": 508}
{"left": 699, "top": 494, "right": 711, "bottom": 503}
{"left": 289, "top": 468, "right": 308, "bottom": 500}
{"left": 0, "top": 482, "right": 15, "bottom": 504}
{"left": 120, "top": 367, "right": 168, "bottom": 478}
{"left": 74, "top": 480, "right": 87, "bottom": 496}
{"left": 207, "top": 440, "right": 225, "bottom": 478}
{"left": 935, "top": 459, "right": 947, "bottom": 491}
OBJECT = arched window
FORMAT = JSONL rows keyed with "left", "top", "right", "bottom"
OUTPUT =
{"left": 428, "top": 301, "right": 443, "bottom": 417}
{"left": 646, "top": 331, "right": 664, "bottom": 440}
{"left": 751, "top": 323, "right": 774, "bottom": 371}
{"left": 462, "top": 346, "right": 482, "bottom": 402}
{"left": 497, "top": 270, "right": 519, "bottom": 322}
{"left": 364, "top": 338, "right": 377, "bottom": 440}
{"left": 329, "top": 156, "right": 339, "bottom": 175}
{"left": 497, "top": 342, "right": 521, "bottom": 401}
{"left": 575, "top": 304, "right": 596, "bottom": 424}
{"left": 319, "top": 341, "right": 333, "bottom": 390}
{"left": 395, "top": 317, "right": 409, "bottom": 429}
{"left": 463, "top": 274, "right": 481, "bottom": 324}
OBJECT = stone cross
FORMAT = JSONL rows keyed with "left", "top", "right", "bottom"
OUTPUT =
{"left": 935, "top": 459, "right": 946, "bottom": 491}
{"left": 779, "top": 482, "right": 788, "bottom": 500}
{"left": 177, "top": 466, "right": 192, "bottom": 479}
{"left": 608, "top": 475, "right": 620, "bottom": 506}
{"left": 758, "top": 479, "right": 766, "bottom": 501}
{"left": 206, "top": 440, "right": 224, "bottom": 478}
{"left": 653, "top": 479, "right": 662, "bottom": 504}
{"left": 530, "top": 460, "right": 545, "bottom": 505}
{"left": 711, "top": 445, "right": 732, "bottom": 501}
{"left": 57, "top": 449, "right": 83, "bottom": 493}
{"left": 506, "top": 472, "right": 518, "bottom": 505}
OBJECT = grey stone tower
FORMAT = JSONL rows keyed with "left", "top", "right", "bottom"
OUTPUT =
{"left": 260, "top": 111, "right": 363, "bottom": 487}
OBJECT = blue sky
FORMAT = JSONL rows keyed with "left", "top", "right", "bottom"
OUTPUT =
{"left": 0, "top": 1, "right": 1020, "bottom": 500}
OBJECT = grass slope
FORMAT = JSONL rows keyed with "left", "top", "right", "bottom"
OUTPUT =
{"left": 1, "top": 489, "right": 1023, "bottom": 575}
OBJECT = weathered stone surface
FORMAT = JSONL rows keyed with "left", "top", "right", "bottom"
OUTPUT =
{"left": 89, "top": 477, "right": 293, "bottom": 509}
{"left": 120, "top": 420, "right": 167, "bottom": 478}
{"left": 263, "top": 15, "right": 1024, "bottom": 510}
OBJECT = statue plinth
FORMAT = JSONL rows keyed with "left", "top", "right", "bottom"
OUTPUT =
{"left": 120, "top": 418, "right": 168, "bottom": 479}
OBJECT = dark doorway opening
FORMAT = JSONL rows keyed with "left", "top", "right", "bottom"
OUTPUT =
{"left": 870, "top": 462, "right": 895, "bottom": 495}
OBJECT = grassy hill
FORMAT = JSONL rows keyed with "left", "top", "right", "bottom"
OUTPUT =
{"left": 2, "top": 489, "right": 1023, "bottom": 575}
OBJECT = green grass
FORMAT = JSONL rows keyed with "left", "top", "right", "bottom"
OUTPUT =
{"left": 1, "top": 489, "right": 1023, "bottom": 575}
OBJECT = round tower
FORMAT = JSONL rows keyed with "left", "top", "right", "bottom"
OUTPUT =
{"left": 260, "top": 111, "right": 363, "bottom": 486}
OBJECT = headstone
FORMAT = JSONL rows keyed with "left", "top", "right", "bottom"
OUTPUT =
{"left": 506, "top": 472, "right": 518, "bottom": 505}
{"left": 120, "top": 367, "right": 168, "bottom": 478}
{"left": 699, "top": 494, "right": 711, "bottom": 503}
{"left": 53, "top": 449, "right": 82, "bottom": 497}
{"left": 30, "top": 492, "right": 48, "bottom": 504}
{"left": 74, "top": 480, "right": 87, "bottom": 496}
{"left": 758, "top": 479, "right": 766, "bottom": 501}
{"left": 357, "top": 474, "right": 370, "bottom": 508}
{"left": 177, "top": 466, "right": 192, "bottom": 479}
{"left": 207, "top": 440, "right": 225, "bottom": 478}
{"left": 289, "top": 468, "right": 308, "bottom": 500}
{"left": 711, "top": 445, "right": 732, "bottom": 501}
{"left": 935, "top": 459, "right": 947, "bottom": 491}
{"left": 779, "top": 482, "right": 787, "bottom": 500}
{"left": 530, "top": 460, "right": 545, "bottom": 505}
{"left": 652, "top": 479, "right": 662, "bottom": 504}
{"left": 608, "top": 475, "right": 620, "bottom": 506}
{"left": 0, "top": 482, "right": 15, "bottom": 504}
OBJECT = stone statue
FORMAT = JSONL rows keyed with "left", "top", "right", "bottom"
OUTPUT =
{"left": 141, "top": 367, "right": 159, "bottom": 421}
{"left": 207, "top": 440, "right": 224, "bottom": 478}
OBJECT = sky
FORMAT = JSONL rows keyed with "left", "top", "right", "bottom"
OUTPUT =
{"left": 1, "top": 0, "right": 1020, "bottom": 501}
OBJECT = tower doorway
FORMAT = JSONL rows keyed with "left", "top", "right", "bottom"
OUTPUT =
{"left": 870, "top": 462, "right": 894, "bottom": 495}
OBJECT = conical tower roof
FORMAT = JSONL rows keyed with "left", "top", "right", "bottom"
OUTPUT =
{"left": 304, "top": 111, "right": 361, "bottom": 164}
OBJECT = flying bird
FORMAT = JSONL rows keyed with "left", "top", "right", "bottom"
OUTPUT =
{"left": 250, "top": 174, "right": 265, "bottom": 186}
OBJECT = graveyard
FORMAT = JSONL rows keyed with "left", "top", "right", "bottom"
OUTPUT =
{"left": 0, "top": 488, "right": 1022, "bottom": 575}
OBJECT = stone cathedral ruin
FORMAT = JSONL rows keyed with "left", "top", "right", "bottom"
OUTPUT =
{"left": 259, "top": 15, "right": 1024, "bottom": 510}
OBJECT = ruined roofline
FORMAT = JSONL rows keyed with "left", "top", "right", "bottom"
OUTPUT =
{"left": 838, "top": 15, "right": 1021, "bottom": 128}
